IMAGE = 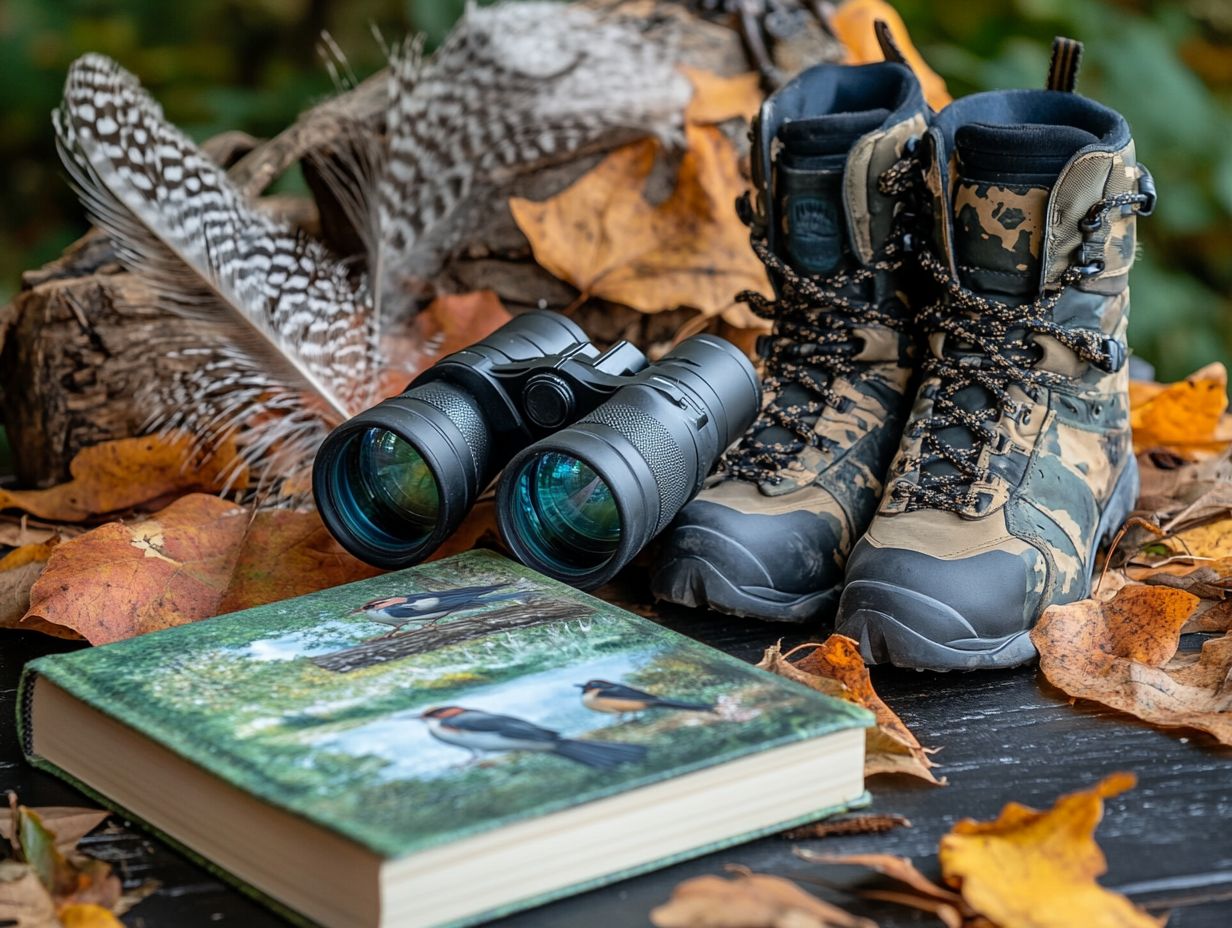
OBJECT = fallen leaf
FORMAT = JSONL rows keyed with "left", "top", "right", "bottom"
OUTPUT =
{"left": 378, "top": 291, "right": 514, "bottom": 398}
{"left": 217, "top": 508, "right": 382, "bottom": 612}
{"left": 651, "top": 869, "right": 876, "bottom": 928}
{"left": 782, "top": 813, "right": 911, "bottom": 840}
{"left": 1129, "top": 363, "right": 1230, "bottom": 456}
{"left": 0, "top": 541, "right": 72, "bottom": 637}
{"left": 1033, "top": 584, "right": 1232, "bottom": 743}
{"left": 23, "top": 494, "right": 248, "bottom": 644}
{"left": 0, "top": 436, "right": 244, "bottom": 522}
{"left": 827, "top": 0, "right": 952, "bottom": 110}
{"left": 759, "top": 638, "right": 944, "bottom": 784}
{"left": 510, "top": 125, "right": 771, "bottom": 325}
{"left": 938, "top": 773, "right": 1160, "bottom": 928}
{"left": 797, "top": 850, "right": 968, "bottom": 928}
{"left": 682, "top": 66, "right": 762, "bottom": 125}
{"left": 0, "top": 518, "right": 77, "bottom": 548}
{"left": 60, "top": 904, "right": 124, "bottom": 928}
{"left": 17, "top": 806, "right": 76, "bottom": 897}
{"left": 0, "top": 860, "right": 58, "bottom": 928}
{"left": 0, "top": 807, "right": 109, "bottom": 857}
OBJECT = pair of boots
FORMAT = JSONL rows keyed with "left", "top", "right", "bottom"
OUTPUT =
{"left": 652, "top": 41, "right": 1155, "bottom": 672}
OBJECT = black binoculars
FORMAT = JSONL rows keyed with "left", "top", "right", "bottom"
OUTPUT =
{"left": 312, "top": 311, "right": 760, "bottom": 589}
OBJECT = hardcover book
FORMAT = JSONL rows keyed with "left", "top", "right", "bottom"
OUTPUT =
{"left": 19, "top": 550, "right": 871, "bottom": 928}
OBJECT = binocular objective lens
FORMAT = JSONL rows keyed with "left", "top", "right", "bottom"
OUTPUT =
{"left": 349, "top": 429, "right": 440, "bottom": 541}
{"left": 512, "top": 452, "right": 621, "bottom": 574}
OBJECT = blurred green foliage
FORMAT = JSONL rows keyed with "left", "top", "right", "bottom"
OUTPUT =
{"left": 1, "top": 0, "right": 1228, "bottom": 379}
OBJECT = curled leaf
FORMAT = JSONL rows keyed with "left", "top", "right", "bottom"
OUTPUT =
{"left": 759, "top": 637, "right": 943, "bottom": 784}
{"left": 0, "top": 436, "right": 244, "bottom": 522}
{"left": 651, "top": 869, "right": 875, "bottom": 928}
{"left": 1033, "top": 585, "right": 1232, "bottom": 743}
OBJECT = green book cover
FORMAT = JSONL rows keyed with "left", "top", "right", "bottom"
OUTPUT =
{"left": 19, "top": 550, "right": 871, "bottom": 924}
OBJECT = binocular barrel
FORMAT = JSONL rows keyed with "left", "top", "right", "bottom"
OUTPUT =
{"left": 497, "top": 335, "right": 760, "bottom": 589}
{"left": 313, "top": 311, "right": 594, "bottom": 568}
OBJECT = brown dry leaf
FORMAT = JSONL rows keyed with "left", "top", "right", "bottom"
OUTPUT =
{"left": 759, "top": 638, "right": 943, "bottom": 784}
{"left": 510, "top": 125, "right": 771, "bottom": 325}
{"left": 682, "top": 66, "right": 762, "bottom": 125}
{"left": 23, "top": 494, "right": 248, "bottom": 644}
{"left": 0, "top": 808, "right": 109, "bottom": 858}
{"left": 378, "top": 291, "right": 514, "bottom": 398}
{"left": 827, "top": 0, "right": 951, "bottom": 110}
{"left": 1033, "top": 584, "right": 1232, "bottom": 743}
{"left": 782, "top": 813, "right": 911, "bottom": 840}
{"left": 0, "top": 859, "right": 58, "bottom": 928}
{"left": 0, "top": 436, "right": 244, "bottom": 522}
{"left": 797, "top": 850, "right": 967, "bottom": 928}
{"left": 938, "top": 772, "right": 1161, "bottom": 928}
{"left": 217, "top": 508, "right": 382, "bottom": 613}
{"left": 1129, "top": 363, "right": 1230, "bottom": 455}
{"left": 651, "top": 869, "right": 876, "bottom": 928}
{"left": 0, "top": 541, "right": 70, "bottom": 637}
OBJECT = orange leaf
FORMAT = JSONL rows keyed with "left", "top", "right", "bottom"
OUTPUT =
{"left": 22, "top": 494, "right": 248, "bottom": 644}
{"left": 682, "top": 66, "right": 762, "bottom": 125}
{"left": 938, "top": 773, "right": 1161, "bottom": 928}
{"left": 0, "top": 436, "right": 244, "bottom": 522}
{"left": 1032, "top": 585, "right": 1232, "bottom": 743}
{"left": 1129, "top": 362, "right": 1230, "bottom": 455}
{"left": 758, "top": 637, "right": 943, "bottom": 784}
{"left": 20, "top": 497, "right": 385, "bottom": 644}
{"left": 217, "top": 508, "right": 382, "bottom": 613}
{"left": 510, "top": 125, "right": 771, "bottom": 325}
{"left": 828, "top": 0, "right": 951, "bottom": 110}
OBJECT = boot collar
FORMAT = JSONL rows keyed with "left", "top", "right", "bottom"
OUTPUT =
{"left": 750, "top": 62, "right": 927, "bottom": 267}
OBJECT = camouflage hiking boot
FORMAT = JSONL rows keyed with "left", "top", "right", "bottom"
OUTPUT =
{"left": 836, "top": 44, "right": 1155, "bottom": 669}
{"left": 650, "top": 62, "right": 928, "bottom": 623}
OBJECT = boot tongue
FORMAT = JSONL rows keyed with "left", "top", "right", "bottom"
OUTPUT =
{"left": 951, "top": 122, "right": 1098, "bottom": 296}
{"left": 775, "top": 108, "right": 889, "bottom": 276}
{"left": 753, "top": 108, "right": 890, "bottom": 448}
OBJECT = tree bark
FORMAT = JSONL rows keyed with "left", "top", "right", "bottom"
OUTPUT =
{"left": 310, "top": 599, "right": 587, "bottom": 672}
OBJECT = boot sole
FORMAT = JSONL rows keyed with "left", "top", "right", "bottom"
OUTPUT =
{"left": 651, "top": 554, "right": 841, "bottom": 624}
{"left": 837, "top": 458, "right": 1140, "bottom": 671}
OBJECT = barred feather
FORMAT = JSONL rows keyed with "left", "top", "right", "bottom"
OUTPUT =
{"left": 54, "top": 53, "right": 379, "bottom": 495}
{"left": 373, "top": 1, "right": 690, "bottom": 317}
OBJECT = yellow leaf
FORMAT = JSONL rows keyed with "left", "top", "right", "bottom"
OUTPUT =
{"left": 510, "top": 125, "right": 771, "bottom": 323}
{"left": 59, "top": 903, "right": 124, "bottom": 928}
{"left": 938, "top": 773, "right": 1161, "bottom": 928}
{"left": 1129, "top": 362, "right": 1230, "bottom": 455}
{"left": 828, "top": 0, "right": 951, "bottom": 110}
{"left": 681, "top": 66, "right": 762, "bottom": 125}
{"left": 0, "top": 436, "right": 245, "bottom": 522}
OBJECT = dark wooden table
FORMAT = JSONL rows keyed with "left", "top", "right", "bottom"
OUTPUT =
{"left": 3, "top": 607, "right": 1231, "bottom": 927}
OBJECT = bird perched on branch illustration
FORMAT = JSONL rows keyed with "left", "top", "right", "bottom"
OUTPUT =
{"left": 351, "top": 583, "right": 519, "bottom": 638}
{"left": 420, "top": 706, "right": 648, "bottom": 768}
{"left": 576, "top": 679, "right": 714, "bottom": 718}
{"left": 51, "top": 3, "right": 688, "bottom": 500}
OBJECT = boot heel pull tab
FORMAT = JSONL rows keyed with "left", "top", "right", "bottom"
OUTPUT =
{"left": 874, "top": 19, "right": 909, "bottom": 66}
{"left": 1047, "top": 36, "right": 1084, "bottom": 92}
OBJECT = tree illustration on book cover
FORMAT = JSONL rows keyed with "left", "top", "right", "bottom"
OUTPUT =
{"left": 35, "top": 552, "right": 866, "bottom": 858}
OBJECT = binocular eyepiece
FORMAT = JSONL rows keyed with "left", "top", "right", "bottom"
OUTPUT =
{"left": 312, "top": 311, "right": 759, "bottom": 589}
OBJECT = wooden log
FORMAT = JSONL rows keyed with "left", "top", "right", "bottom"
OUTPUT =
{"left": 0, "top": 3, "right": 841, "bottom": 487}
{"left": 310, "top": 598, "right": 587, "bottom": 672}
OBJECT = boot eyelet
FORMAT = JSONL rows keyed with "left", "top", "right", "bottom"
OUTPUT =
{"left": 1019, "top": 409, "right": 1033, "bottom": 426}
{"left": 1075, "top": 259, "right": 1105, "bottom": 278}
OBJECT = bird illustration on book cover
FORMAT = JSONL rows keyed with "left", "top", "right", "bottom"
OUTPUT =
{"left": 35, "top": 552, "right": 868, "bottom": 854}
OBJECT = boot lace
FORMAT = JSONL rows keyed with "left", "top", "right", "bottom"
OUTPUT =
{"left": 895, "top": 187, "right": 1152, "bottom": 513}
{"left": 721, "top": 230, "right": 908, "bottom": 485}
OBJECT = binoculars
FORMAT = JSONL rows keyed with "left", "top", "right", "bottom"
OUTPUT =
{"left": 312, "top": 311, "right": 760, "bottom": 589}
